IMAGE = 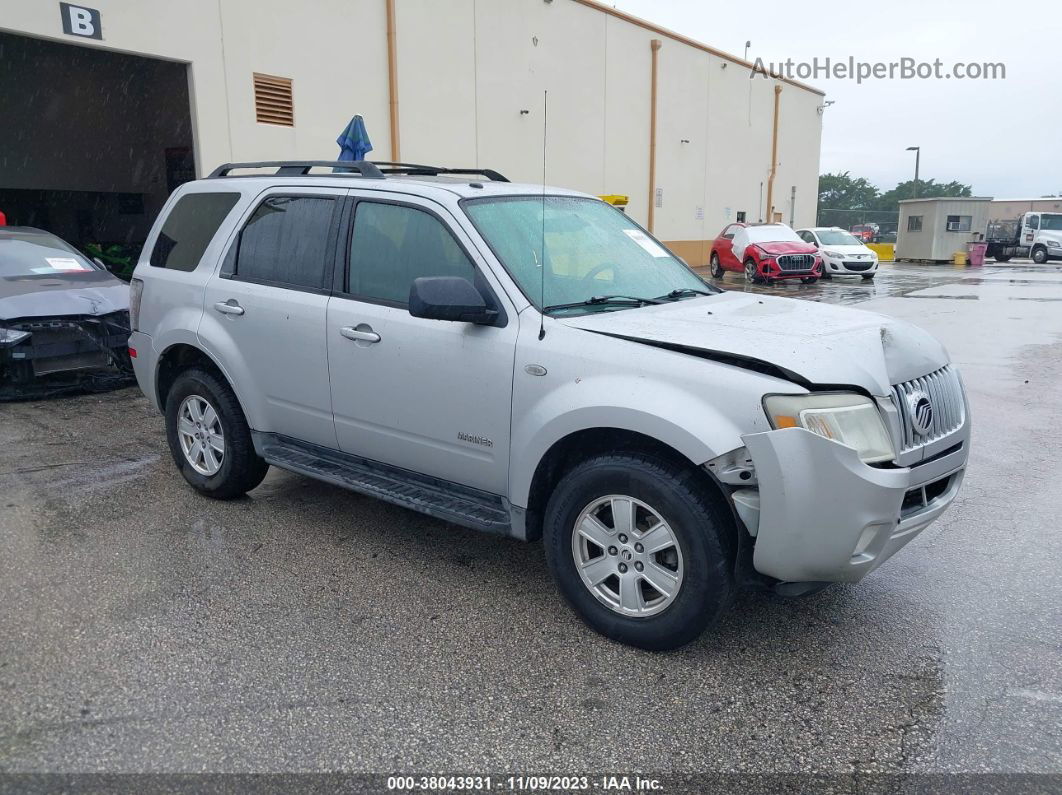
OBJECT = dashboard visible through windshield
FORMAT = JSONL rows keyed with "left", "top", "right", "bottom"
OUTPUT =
{"left": 463, "top": 196, "right": 715, "bottom": 314}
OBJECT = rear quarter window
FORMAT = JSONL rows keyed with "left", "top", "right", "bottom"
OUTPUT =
{"left": 150, "top": 192, "right": 241, "bottom": 271}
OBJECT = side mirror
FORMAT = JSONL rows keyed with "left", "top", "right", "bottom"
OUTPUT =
{"left": 409, "top": 276, "right": 498, "bottom": 324}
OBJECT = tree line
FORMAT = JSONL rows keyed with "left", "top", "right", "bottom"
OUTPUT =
{"left": 817, "top": 172, "right": 972, "bottom": 230}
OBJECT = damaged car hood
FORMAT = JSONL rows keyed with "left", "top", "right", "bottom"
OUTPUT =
{"left": 0, "top": 271, "right": 129, "bottom": 321}
{"left": 559, "top": 291, "right": 949, "bottom": 395}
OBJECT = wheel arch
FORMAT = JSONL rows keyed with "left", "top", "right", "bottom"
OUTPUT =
{"left": 155, "top": 343, "right": 245, "bottom": 417}
{"left": 521, "top": 426, "right": 732, "bottom": 543}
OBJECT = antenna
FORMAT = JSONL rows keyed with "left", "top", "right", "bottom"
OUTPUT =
{"left": 538, "top": 89, "right": 548, "bottom": 341}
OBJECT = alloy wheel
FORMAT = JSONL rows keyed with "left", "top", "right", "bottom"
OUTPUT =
{"left": 744, "top": 260, "right": 757, "bottom": 283}
{"left": 177, "top": 394, "right": 225, "bottom": 476}
{"left": 571, "top": 494, "right": 684, "bottom": 617}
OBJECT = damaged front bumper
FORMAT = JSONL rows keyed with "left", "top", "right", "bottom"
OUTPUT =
{"left": 0, "top": 311, "right": 133, "bottom": 399}
{"left": 734, "top": 426, "right": 968, "bottom": 583}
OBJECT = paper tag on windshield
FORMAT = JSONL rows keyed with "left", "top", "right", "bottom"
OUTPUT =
{"left": 46, "top": 257, "right": 90, "bottom": 271}
{"left": 622, "top": 229, "right": 669, "bottom": 258}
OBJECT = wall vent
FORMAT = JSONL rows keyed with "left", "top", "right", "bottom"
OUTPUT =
{"left": 253, "top": 73, "right": 294, "bottom": 127}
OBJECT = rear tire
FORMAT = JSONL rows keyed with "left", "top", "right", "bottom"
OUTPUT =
{"left": 165, "top": 368, "right": 269, "bottom": 499}
{"left": 543, "top": 453, "right": 735, "bottom": 651}
{"left": 993, "top": 254, "right": 1011, "bottom": 263}
{"left": 710, "top": 253, "right": 724, "bottom": 279}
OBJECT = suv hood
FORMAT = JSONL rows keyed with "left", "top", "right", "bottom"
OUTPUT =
{"left": 560, "top": 292, "right": 949, "bottom": 395}
{"left": 753, "top": 241, "right": 818, "bottom": 255}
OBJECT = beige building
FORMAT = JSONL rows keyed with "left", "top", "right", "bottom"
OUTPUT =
{"left": 989, "top": 197, "right": 1062, "bottom": 221}
{"left": 0, "top": 0, "right": 825, "bottom": 264}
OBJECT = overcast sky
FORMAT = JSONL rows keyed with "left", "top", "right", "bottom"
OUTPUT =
{"left": 613, "top": 0, "right": 1060, "bottom": 198}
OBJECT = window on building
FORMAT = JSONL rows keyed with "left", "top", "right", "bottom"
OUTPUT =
{"left": 907, "top": 215, "right": 923, "bottom": 232}
{"left": 736, "top": 211, "right": 747, "bottom": 223}
{"left": 234, "top": 196, "right": 335, "bottom": 289}
{"left": 348, "top": 202, "right": 475, "bottom": 305}
{"left": 253, "top": 73, "right": 294, "bottom": 127}
{"left": 946, "top": 215, "right": 972, "bottom": 232}
{"left": 150, "top": 192, "right": 240, "bottom": 271}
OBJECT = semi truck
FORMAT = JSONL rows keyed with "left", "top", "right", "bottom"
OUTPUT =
{"left": 986, "top": 211, "right": 1062, "bottom": 263}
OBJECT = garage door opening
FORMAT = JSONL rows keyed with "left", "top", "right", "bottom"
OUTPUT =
{"left": 0, "top": 32, "right": 195, "bottom": 279}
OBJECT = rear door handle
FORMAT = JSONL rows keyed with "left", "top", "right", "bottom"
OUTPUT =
{"left": 340, "top": 326, "right": 381, "bottom": 343}
{"left": 214, "top": 300, "right": 245, "bottom": 316}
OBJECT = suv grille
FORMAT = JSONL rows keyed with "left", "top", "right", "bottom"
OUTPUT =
{"left": 777, "top": 254, "right": 815, "bottom": 271}
{"left": 892, "top": 365, "right": 965, "bottom": 453}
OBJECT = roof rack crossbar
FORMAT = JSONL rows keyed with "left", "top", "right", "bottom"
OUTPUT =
{"left": 207, "top": 161, "right": 385, "bottom": 179}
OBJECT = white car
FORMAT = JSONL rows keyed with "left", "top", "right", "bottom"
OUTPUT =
{"left": 797, "top": 227, "right": 879, "bottom": 280}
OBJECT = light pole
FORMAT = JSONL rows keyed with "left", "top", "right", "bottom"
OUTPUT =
{"left": 906, "top": 146, "right": 920, "bottom": 198}
{"left": 744, "top": 40, "right": 751, "bottom": 61}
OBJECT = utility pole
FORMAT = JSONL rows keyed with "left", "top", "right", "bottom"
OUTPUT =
{"left": 906, "top": 146, "right": 921, "bottom": 198}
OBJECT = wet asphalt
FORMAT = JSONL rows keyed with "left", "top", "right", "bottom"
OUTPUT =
{"left": 1, "top": 261, "right": 1061, "bottom": 776}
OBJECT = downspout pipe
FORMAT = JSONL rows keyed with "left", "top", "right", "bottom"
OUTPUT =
{"left": 386, "top": 0, "right": 401, "bottom": 161}
{"left": 765, "top": 84, "right": 781, "bottom": 222}
{"left": 647, "top": 39, "right": 662, "bottom": 234}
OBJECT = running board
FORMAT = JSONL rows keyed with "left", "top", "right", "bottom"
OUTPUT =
{"left": 252, "top": 433, "right": 512, "bottom": 535}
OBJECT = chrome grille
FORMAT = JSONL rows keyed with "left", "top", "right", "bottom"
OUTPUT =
{"left": 777, "top": 254, "right": 815, "bottom": 271}
{"left": 891, "top": 365, "right": 965, "bottom": 453}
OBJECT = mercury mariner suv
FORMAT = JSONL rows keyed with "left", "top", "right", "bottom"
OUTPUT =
{"left": 128, "top": 160, "right": 969, "bottom": 650}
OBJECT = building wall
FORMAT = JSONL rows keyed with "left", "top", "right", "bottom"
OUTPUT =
{"left": 989, "top": 198, "right": 1062, "bottom": 221}
{"left": 0, "top": 0, "right": 824, "bottom": 259}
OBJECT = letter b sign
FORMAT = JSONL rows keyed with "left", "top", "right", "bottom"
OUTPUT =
{"left": 60, "top": 3, "right": 102, "bottom": 40}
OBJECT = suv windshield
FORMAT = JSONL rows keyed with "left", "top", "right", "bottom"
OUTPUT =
{"left": 816, "top": 229, "right": 862, "bottom": 246}
{"left": 464, "top": 196, "right": 713, "bottom": 313}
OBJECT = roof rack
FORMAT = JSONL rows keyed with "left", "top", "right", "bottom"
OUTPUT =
{"left": 207, "top": 161, "right": 386, "bottom": 179}
{"left": 206, "top": 160, "right": 509, "bottom": 182}
{"left": 371, "top": 162, "right": 510, "bottom": 182}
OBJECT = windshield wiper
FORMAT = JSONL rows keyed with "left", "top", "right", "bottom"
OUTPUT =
{"left": 543, "top": 294, "right": 664, "bottom": 314}
{"left": 656, "top": 287, "right": 718, "bottom": 301}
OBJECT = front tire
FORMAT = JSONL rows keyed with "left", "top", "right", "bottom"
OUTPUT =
{"left": 543, "top": 453, "right": 735, "bottom": 650}
{"left": 1032, "top": 247, "right": 1048, "bottom": 264}
{"left": 710, "top": 253, "right": 724, "bottom": 279}
{"left": 744, "top": 258, "right": 762, "bottom": 285}
{"left": 862, "top": 273, "right": 875, "bottom": 281}
{"left": 800, "top": 276, "right": 818, "bottom": 284}
{"left": 165, "top": 368, "right": 269, "bottom": 499}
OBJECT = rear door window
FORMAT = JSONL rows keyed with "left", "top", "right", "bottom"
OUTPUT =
{"left": 151, "top": 192, "right": 240, "bottom": 271}
{"left": 232, "top": 195, "right": 337, "bottom": 290}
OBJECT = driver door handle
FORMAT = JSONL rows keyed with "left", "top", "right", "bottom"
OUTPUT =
{"left": 340, "top": 326, "right": 381, "bottom": 343}
{"left": 214, "top": 300, "right": 244, "bottom": 316}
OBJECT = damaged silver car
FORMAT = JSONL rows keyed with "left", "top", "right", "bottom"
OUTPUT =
{"left": 0, "top": 227, "right": 132, "bottom": 399}
{"left": 129, "top": 162, "right": 969, "bottom": 650}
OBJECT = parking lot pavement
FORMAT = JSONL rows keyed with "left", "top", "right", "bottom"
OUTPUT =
{"left": 2, "top": 262, "right": 1061, "bottom": 775}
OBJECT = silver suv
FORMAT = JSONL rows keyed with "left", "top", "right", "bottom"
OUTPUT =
{"left": 129, "top": 161, "right": 969, "bottom": 650}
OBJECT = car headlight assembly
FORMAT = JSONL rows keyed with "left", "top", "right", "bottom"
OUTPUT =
{"left": 823, "top": 250, "right": 842, "bottom": 258}
{"left": 763, "top": 392, "right": 895, "bottom": 463}
{"left": 0, "top": 327, "right": 32, "bottom": 348}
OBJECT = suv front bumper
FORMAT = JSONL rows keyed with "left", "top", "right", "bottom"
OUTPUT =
{"left": 738, "top": 426, "right": 968, "bottom": 583}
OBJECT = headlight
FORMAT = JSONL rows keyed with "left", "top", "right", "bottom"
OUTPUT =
{"left": 823, "top": 250, "right": 842, "bottom": 258}
{"left": 763, "top": 392, "right": 895, "bottom": 463}
{"left": 1047, "top": 240, "right": 1062, "bottom": 248}
{"left": 0, "top": 327, "right": 32, "bottom": 348}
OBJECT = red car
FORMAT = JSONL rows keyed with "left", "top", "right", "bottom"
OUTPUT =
{"left": 709, "top": 222, "right": 822, "bottom": 284}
